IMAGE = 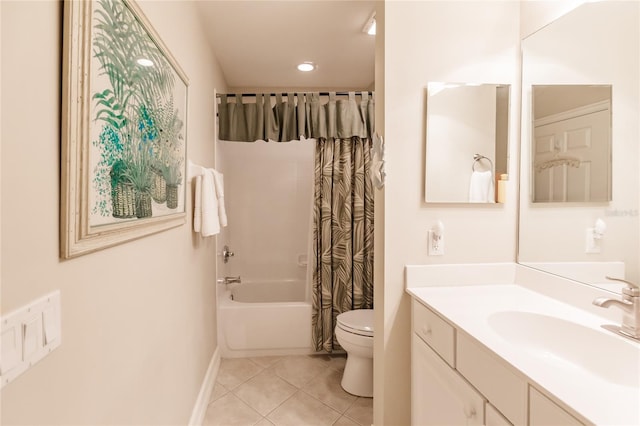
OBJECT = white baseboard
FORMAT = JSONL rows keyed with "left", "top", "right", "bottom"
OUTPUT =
{"left": 188, "top": 346, "right": 220, "bottom": 426}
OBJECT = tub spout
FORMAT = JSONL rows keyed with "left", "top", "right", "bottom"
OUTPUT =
{"left": 216, "top": 276, "right": 241, "bottom": 285}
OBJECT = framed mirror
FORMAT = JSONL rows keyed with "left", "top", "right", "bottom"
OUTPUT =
{"left": 424, "top": 82, "right": 510, "bottom": 203}
{"left": 532, "top": 85, "right": 612, "bottom": 203}
{"left": 519, "top": 1, "right": 639, "bottom": 292}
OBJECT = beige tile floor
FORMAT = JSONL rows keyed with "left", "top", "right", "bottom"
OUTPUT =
{"left": 203, "top": 354, "right": 373, "bottom": 426}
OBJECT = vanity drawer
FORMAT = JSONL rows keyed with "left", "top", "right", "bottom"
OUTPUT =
{"left": 456, "top": 332, "right": 527, "bottom": 425}
{"left": 412, "top": 299, "right": 455, "bottom": 367}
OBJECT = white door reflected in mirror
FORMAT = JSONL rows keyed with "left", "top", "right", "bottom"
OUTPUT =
{"left": 532, "top": 85, "right": 612, "bottom": 203}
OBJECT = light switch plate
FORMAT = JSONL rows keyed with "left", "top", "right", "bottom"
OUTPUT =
{"left": 1, "top": 327, "right": 22, "bottom": 375}
{"left": 42, "top": 305, "right": 60, "bottom": 344}
{"left": 22, "top": 316, "right": 43, "bottom": 361}
{"left": 1, "top": 290, "right": 61, "bottom": 388}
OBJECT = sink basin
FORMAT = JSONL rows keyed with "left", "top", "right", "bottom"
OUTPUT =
{"left": 488, "top": 311, "right": 640, "bottom": 388}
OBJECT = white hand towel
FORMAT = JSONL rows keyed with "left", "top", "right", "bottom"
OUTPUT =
{"left": 201, "top": 169, "right": 221, "bottom": 236}
{"left": 194, "top": 175, "right": 202, "bottom": 232}
{"left": 212, "top": 169, "right": 228, "bottom": 227}
{"left": 469, "top": 170, "right": 495, "bottom": 203}
{"left": 188, "top": 162, "right": 207, "bottom": 183}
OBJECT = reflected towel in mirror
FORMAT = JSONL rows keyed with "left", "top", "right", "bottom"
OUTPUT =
{"left": 469, "top": 170, "right": 495, "bottom": 203}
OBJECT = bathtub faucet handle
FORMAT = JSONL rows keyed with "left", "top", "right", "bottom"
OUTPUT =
{"left": 222, "top": 245, "right": 235, "bottom": 263}
{"left": 223, "top": 276, "right": 241, "bottom": 285}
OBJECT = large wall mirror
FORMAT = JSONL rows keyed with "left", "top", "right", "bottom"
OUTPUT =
{"left": 532, "top": 84, "right": 612, "bottom": 203}
{"left": 519, "top": 1, "right": 639, "bottom": 292}
{"left": 425, "top": 83, "right": 510, "bottom": 203}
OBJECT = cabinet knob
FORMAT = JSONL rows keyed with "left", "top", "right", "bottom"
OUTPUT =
{"left": 464, "top": 406, "right": 477, "bottom": 419}
{"left": 421, "top": 325, "right": 432, "bottom": 335}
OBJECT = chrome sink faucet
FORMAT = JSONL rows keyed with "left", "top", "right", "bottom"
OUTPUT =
{"left": 593, "top": 276, "right": 640, "bottom": 340}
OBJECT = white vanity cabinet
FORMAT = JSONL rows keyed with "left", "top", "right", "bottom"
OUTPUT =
{"left": 412, "top": 333, "right": 484, "bottom": 425}
{"left": 486, "top": 403, "right": 512, "bottom": 426}
{"left": 456, "top": 332, "right": 527, "bottom": 424}
{"left": 412, "top": 298, "right": 487, "bottom": 425}
{"left": 529, "top": 387, "right": 583, "bottom": 426}
{"left": 411, "top": 298, "right": 585, "bottom": 426}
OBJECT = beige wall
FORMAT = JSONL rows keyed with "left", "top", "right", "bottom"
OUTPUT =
{"left": 520, "top": 0, "right": 587, "bottom": 38}
{"left": 0, "top": 1, "right": 226, "bottom": 424}
{"left": 377, "top": 1, "right": 520, "bottom": 423}
{"left": 372, "top": 2, "right": 385, "bottom": 424}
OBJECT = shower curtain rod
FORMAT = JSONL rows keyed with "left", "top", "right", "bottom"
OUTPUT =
{"left": 216, "top": 91, "right": 373, "bottom": 98}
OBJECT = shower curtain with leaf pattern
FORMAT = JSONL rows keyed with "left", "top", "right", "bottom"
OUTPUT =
{"left": 312, "top": 136, "right": 374, "bottom": 352}
{"left": 217, "top": 91, "right": 375, "bottom": 352}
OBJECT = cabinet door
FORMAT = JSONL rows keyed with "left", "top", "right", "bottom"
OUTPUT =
{"left": 486, "top": 403, "right": 512, "bottom": 426}
{"left": 412, "top": 334, "right": 484, "bottom": 426}
{"left": 529, "top": 387, "right": 583, "bottom": 426}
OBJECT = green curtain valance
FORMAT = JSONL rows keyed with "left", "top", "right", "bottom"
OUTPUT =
{"left": 218, "top": 92, "right": 374, "bottom": 142}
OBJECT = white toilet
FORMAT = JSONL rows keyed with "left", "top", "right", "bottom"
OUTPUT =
{"left": 335, "top": 309, "right": 374, "bottom": 397}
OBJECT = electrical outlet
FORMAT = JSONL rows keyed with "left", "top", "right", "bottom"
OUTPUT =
{"left": 428, "top": 230, "right": 444, "bottom": 256}
{"left": 585, "top": 228, "right": 601, "bottom": 253}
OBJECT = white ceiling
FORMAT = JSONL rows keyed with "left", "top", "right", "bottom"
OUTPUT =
{"left": 195, "top": 1, "right": 376, "bottom": 91}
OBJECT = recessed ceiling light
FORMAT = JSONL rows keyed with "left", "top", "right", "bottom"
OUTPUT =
{"left": 297, "top": 62, "right": 316, "bottom": 72}
{"left": 136, "top": 58, "right": 154, "bottom": 67}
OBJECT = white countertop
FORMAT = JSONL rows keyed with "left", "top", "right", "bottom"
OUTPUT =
{"left": 407, "top": 284, "right": 640, "bottom": 426}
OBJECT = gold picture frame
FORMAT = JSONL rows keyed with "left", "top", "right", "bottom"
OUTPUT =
{"left": 61, "top": 0, "right": 189, "bottom": 259}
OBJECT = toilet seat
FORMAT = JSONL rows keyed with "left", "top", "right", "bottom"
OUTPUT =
{"left": 336, "top": 309, "right": 374, "bottom": 337}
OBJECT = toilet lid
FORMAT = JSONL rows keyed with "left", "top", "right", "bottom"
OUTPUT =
{"left": 336, "top": 309, "right": 374, "bottom": 337}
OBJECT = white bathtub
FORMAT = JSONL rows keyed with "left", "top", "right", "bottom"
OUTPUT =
{"left": 217, "top": 280, "right": 313, "bottom": 358}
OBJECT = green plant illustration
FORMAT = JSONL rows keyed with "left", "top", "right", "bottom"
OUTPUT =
{"left": 92, "top": 0, "right": 174, "bottom": 130}
{"left": 152, "top": 97, "right": 184, "bottom": 186}
{"left": 121, "top": 114, "right": 153, "bottom": 194}
{"left": 92, "top": 124, "right": 124, "bottom": 216}
{"left": 90, "top": 0, "right": 185, "bottom": 219}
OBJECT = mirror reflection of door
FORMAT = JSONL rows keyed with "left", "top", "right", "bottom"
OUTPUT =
{"left": 532, "top": 85, "right": 612, "bottom": 202}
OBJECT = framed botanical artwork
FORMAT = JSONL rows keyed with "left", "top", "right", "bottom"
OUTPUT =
{"left": 61, "top": 0, "right": 189, "bottom": 259}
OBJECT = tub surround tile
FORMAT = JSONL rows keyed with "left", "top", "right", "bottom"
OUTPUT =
{"left": 344, "top": 397, "right": 373, "bottom": 426}
{"left": 216, "top": 358, "right": 263, "bottom": 390}
{"left": 267, "top": 392, "right": 341, "bottom": 426}
{"left": 203, "top": 393, "right": 263, "bottom": 426}
{"left": 302, "top": 368, "right": 356, "bottom": 413}
{"left": 233, "top": 369, "right": 298, "bottom": 416}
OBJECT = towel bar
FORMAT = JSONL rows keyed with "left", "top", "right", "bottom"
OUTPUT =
{"left": 472, "top": 154, "right": 493, "bottom": 172}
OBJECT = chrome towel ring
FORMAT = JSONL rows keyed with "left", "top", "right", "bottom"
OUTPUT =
{"left": 472, "top": 154, "right": 494, "bottom": 172}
